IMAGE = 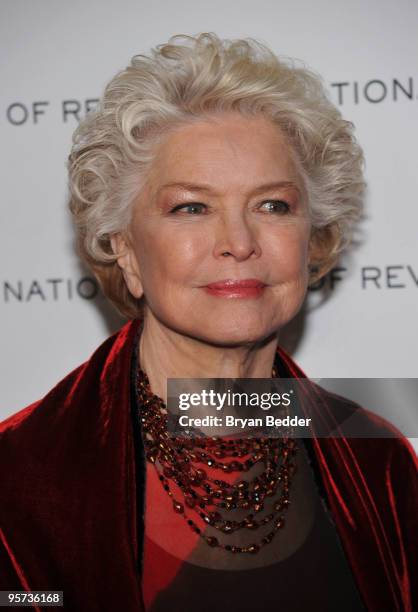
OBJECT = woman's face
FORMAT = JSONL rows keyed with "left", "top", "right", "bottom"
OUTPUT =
{"left": 119, "top": 113, "right": 312, "bottom": 346}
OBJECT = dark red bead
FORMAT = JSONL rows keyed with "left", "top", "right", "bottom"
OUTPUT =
{"left": 206, "top": 536, "right": 219, "bottom": 547}
{"left": 185, "top": 495, "right": 195, "bottom": 508}
{"left": 247, "top": 544, "right": 260, "bottom": 554}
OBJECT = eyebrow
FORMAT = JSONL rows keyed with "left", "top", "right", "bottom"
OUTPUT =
{"left": 157, "top": 181, "right": 301, "bottom": 198}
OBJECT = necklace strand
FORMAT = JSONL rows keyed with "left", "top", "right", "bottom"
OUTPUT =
{"left": 136, "top": 365, "right": 297, "bottom": 554}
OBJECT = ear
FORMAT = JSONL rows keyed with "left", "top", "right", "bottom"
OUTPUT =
{"left": 308, "top": 224, "right": 340, "bottom": 283}
{"left": 110, "top": 232, "right": 144, "bottom": 299}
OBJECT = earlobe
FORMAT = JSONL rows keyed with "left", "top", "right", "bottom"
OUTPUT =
{"left": 110, "top": 232, "right": 144, "bottom": 299}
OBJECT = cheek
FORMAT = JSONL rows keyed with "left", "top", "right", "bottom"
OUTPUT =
{"left": 266, "top": 225, "right": 310, "bottom": 279}
{"left": 134, "top": 228, "right": 208, "bottom": 287}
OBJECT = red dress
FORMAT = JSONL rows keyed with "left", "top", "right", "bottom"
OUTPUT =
{"left": 1, "top": 318, "right": 417, "bottom": 611}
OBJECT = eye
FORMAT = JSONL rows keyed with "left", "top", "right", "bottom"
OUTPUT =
{"left": 258, "top": 200, "right": 291, "bottom": 214}
{"left": 169, "top": 203, "right": 207, "bottom": 215}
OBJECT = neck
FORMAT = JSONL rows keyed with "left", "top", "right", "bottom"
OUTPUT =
{"left": 138, "top": 311, "right": 279, "bottom": 403}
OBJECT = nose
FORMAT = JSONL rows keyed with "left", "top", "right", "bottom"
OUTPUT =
{"left": 213, "top": 211, "right": 261, "bottom": 262}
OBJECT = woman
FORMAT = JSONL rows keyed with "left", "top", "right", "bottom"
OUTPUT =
{"left": 1, "top": 33, "right": 417, "bottom": 612}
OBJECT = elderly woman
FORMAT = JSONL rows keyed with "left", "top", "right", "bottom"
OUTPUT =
{"left": 1, "top": 34, "right": 417, "bottom": 612}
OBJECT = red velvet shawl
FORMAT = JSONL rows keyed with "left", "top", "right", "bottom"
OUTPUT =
{"left": 1, "top": 318, "right": 417, "bottom": 611}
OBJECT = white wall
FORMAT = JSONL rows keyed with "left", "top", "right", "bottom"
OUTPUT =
{"left": 1, "top": 0, "right": 417, "bottom": 449}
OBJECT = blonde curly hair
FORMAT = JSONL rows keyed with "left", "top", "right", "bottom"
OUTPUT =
{"left": 68, "top": 32, "right": 365, "bottom": 318}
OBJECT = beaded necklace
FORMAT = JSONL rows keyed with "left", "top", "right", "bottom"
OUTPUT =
{"left": 137, "top": 365, "right": 297, "bottom": 555}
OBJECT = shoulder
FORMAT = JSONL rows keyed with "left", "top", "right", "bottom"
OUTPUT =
{"left": 0, "top": 319, "right": 138, "bottom": 449}
{"left": 0, "top": 318, "right": 140, "bottom": 535}
{"left": 308, "top": 383, "right": 418, "bottom": 527}
{"left": 314, "top": 381, "right": 418, "bottom": 468}
{"left": 277, "top": 344, "right": 413, "bottom": 442}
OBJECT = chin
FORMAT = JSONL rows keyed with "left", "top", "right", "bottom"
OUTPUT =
{"left": 186, "top": 318, "right": 280, "bottom": 348}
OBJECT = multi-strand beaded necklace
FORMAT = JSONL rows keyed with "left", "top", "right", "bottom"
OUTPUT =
{"left": 136, "top": 366, "right": 297, "bottom": 555}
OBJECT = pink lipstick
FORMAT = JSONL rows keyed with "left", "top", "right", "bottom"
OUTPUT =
{"left": 203, "top": 278, "right": 266, "bottom": 298}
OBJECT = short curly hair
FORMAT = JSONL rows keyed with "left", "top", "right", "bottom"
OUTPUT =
{"left": 68, "top": 32, "right": 365, "bottom": 319}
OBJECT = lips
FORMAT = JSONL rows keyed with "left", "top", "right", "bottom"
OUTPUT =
{"left": 203, "top": 278, "right": 267, "bottom": 298}
{"left": 205, "top": 278, "right": 266, "bottom": 289}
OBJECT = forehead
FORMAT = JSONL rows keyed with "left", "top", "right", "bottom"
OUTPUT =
{"left": 145, "top": 113, "right": 301, "bottom": 194}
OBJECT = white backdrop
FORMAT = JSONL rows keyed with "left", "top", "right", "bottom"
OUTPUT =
{"left": 1, "top": 0, "right": 417, "bottom": 449}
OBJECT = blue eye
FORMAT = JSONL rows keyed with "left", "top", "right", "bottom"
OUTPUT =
{"left": 259, "top": 200, "right": 290, "bottom": 214}
{"left": 170, "top": 203, "right": 207, "bottom": 214}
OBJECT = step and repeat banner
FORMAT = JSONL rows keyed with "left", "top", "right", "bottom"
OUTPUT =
{"left": 1, "top": 1, "right": 417, "bottom": 449}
